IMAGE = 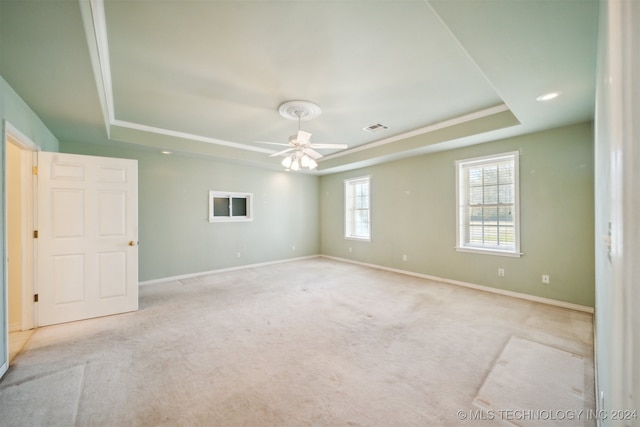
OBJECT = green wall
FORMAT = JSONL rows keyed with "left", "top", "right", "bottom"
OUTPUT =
{"left": 63, "top": 121, "right": 595, "bottom": 308}
{"left": 60, "top": 142, "right": 320, "bottom": 281}
{"left": 320, "top": 122, "right": 595, "bottom": 307}
{"left": 0, "top": 77, "right": 59, "bottom": 153}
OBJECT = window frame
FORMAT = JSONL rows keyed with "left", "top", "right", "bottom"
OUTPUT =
{"left": 208, "top": 191, "right": 253, "bottom": 222}
{"left": 455, "top": 151, "right": 521, "bottom": 257}
{"left": 344, "top": 175, "right": 371, "bottom": 241}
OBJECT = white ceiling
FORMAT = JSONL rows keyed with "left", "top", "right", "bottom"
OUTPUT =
{"left": 0, "top": 0, "right": 599, "bottom": 174}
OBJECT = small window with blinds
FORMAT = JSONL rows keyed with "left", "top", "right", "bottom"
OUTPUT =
{"left": 456, "top": 152, "right": 521, "bottom": 257}
{"left": 345, "top": 176, "right": 371, "bottom": 241}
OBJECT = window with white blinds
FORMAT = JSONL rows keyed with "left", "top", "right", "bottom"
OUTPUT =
{"left": 345, "top": 176, "right": 371, "bottom": 241}
{"left": 456, "top": 152, "right": 520, "bottom": 257}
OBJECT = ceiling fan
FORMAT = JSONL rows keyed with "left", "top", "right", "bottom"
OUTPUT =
{"left": 259, "top": 101, "right": 348, "bottom": 170}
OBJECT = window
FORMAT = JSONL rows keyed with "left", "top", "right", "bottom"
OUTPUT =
{"left": 345, "top": 176, "right": 371, "bottom": 241}
{"left": 456, "top": 152, "right": 520, "bottom": 256}
{"left": 208, "top": 191, "right": 253, "bottom": 222}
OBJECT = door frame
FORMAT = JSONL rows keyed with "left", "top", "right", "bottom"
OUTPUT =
{"left": 3, "top": 121, "right": 39, "bottom": 332}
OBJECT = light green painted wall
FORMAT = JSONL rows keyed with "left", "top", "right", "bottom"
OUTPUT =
{"left": 60, "top": 142, "right": 320, "bottom": 281}
{"left": 1, "top": 77, "right": 59, "bottom": 152}
{"left": 320, "top": 122, "right": 595, "bottom": 307}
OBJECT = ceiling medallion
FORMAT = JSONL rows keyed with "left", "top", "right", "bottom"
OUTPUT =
{"left": 278, "top": 100, "right": 322, "bottom": 121}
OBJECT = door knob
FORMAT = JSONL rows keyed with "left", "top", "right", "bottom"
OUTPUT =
{"left": 128, "top": 241, "right": 136, "bottom": 246}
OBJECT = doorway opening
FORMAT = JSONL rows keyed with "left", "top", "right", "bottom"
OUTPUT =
{"left": 4, "top": 122, "right": 38, "bottom": 363}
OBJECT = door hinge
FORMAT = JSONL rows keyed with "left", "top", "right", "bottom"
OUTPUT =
{"left": 34, "top": 294, "right": 38, "bottom": 302}
{"left": 32, "top": 166, "right": 38, "bottom": 175}
{"left": 33, "top": 230, "right": 38, "bottom": 238}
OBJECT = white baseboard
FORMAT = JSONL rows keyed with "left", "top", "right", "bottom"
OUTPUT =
{"left": 139, "top": 255, "right": 320, "bottom": 286}
{"left": 140, "top": 254, "right": 594, "bottom": 314}
{"left": 321, "top": 255, "right": 594, "bottom": 314}
{"left": 9, "top": 322, "right": 21, "bottom": 333}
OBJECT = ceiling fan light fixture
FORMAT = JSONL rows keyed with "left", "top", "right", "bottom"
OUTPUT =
{"left": 291, "top": 157, "right": 301, "bottom": 171}
{"left": 281, "top": 151, "right": 318, "bottom": 171}
{"left": 308, "top": 158, "right": 318, "bottom": 170}
{"left": 268, "top": 100, "right": 342, "bottom": 171}
{"left": 281, "top": 155, "right": 293, "bottom": 169}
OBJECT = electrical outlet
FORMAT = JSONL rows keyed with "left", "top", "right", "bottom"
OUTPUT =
{"left": 402, "top": 254, "right": 407, "bottom": 262}
{"left": 236, "top": 251, "right": 241, "bottom": 258}
{"left": 349, "top": 247, "right": 353, "bottom": 253}
{"left": 498, "top": 268, "right": 505, "bottom": 277}
{"left": 292, "top": 245, "right": 296, "bottom": 251}
{"left": 542, "top": 274, "right": 550, "bottom": 284}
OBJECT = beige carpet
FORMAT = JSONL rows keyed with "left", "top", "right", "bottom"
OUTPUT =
{"left": 474, "top": 336, "right": 588, "bottom": 427}
{"left": 0, "top": 258, "right": 595, "bottom": 426}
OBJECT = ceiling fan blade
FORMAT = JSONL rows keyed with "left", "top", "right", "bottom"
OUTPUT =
{"left": 270, "top": 147, "right": 295, "bottom": 157}
{"left": 297, "top": 130, "right": 312, "bottom": 143}
{"left": 303, "top": 147, "right": 323, "bottom": 159}
{"left": 255, "top": 141, "right": 292, "bottom": 147}
{"left": 308, "top": 143, "right": 348, "bottom": 149}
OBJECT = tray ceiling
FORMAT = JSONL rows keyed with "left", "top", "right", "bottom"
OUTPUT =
{"left": 0, "top": 0, "right": 598, "bottom": 173}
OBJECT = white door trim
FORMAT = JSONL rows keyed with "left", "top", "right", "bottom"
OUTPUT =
{"left": 4, "top": 121, "right": 39, "bottom": 331}
{"left": 2, "top": 120, "right": 39, "bottom": 378}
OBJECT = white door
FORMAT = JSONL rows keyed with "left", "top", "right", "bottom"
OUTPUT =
{"left": 37, "top": 152, "right": 138, "bottom": 326}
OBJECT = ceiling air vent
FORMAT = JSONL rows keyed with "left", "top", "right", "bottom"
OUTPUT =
{"left": 363, "top": 123, "right": 389, "bottom": 133}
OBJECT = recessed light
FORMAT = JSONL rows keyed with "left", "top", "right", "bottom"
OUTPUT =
{"left": 536, "top": 91, "right": 561, "bottom": 102}
{"left": 160, "top": 150, "right": 172, "bottom": 155}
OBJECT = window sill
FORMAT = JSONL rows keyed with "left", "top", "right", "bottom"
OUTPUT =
{"left": 345, "top": 236, "right": 371, "bottom": 242}
{"left": 209, "top": 218, "right": 253, "bottom": 223}
{"left": 456, "top": 246, "right": 522, "bottom": 258}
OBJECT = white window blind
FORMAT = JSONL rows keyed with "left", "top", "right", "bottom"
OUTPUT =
{"left": 456, "top": 152, "right": 520, "bottom": 256}
{"left": 345, "top": 176, "right": 371, "bottom": 241}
